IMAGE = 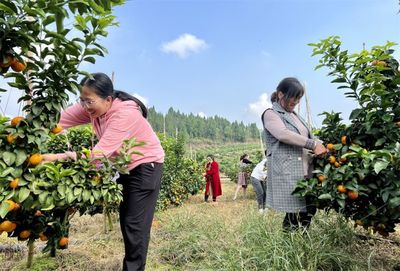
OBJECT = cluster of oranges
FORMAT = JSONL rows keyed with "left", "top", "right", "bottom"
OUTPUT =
{"left": 0, "top": 54, "right": 26, "bottom": 73}
{"left": 316, "top": 135, "right": 359, "bottom": 200}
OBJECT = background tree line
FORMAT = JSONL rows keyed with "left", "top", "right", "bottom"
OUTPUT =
{"left": 147, "top": 107, "right": 260, "bottom": 142}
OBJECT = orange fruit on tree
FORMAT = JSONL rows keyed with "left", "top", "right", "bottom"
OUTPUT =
{"left": 11, "top": 60, "right": 26, "bottom": 72}
{"left": 9, "top": 178, "right": 19, "bottom": 189}
{"left": 348, "top": 190, "right": 359, "bottom": 200}
{"left": 0, "top": 220, "right": 17, "bottom": 232}
{"left": 19, "top": 230, "right": 31, "bottom": 240}
{"left": 328, "top": 155, "right": 336, "bottom": 164}
{"left": 334, "top": 161, "right": 341, "bottom": 168}
{"left": 51, "top": 124, "right": 63, "bottom": 134}
{"left": 28, "top": 153, "right": 43, "bottom": 166}
{"left": 39, "top": 232, "right": 48, "bottom": 241}
{"left": 0, "top": 54, "right": 15, "bottom": 68}
{"left": 59, "top": 236, "right": 69, "bottom": 247}
{"left": 10, "top": 116, "right": 24, "bottom": 127}
{"left": 318, "top": 175, "right": 327, "bottom": 182}
{"left": 355, "top": 219, "right": 363, "bottom": 226}
{"left": 13, "top": 202, "right": 20, "bottom": 211}
{"left": 341, "top": 136, "right": 347, "bottom": 145}
{"left": 326, "top": 143, "right": 334, "bottom": 151}
{"left": 34, "top": 210, "right": 43, "bottom": 217}
{"left": 337, "top": 185, "right": 347, "bottom": 193}
{"left": 6, "top": 133, "right": 16, "bottom": 144}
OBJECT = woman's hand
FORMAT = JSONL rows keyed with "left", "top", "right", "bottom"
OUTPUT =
{"left": 313, "top": 142, "right": 327, "bottom": 156}
{"left": 41, "top": 152, "right": 77, "bottom": 164}
{"left": 41, "top": 154, "right": 58, "bottom": 163}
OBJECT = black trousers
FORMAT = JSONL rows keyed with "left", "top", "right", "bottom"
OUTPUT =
{"left": 118, "top": 162, "right": 163, "bottom": 271}
{"left": 282, "top": 198, "right": 317, "bottom": 232}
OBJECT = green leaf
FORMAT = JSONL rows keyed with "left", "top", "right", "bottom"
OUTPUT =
{"left": 0, "top": 202, "right": 11, "bottom": 218}
{"left": 0, "top": 2, "right": 18, "bottom": 14}
{"left": 389, "top": 197, "right": 400, "bottom": 208}
{"left": 318, "top": 193, "right": 332, "bottom": 200}
{"left": 0, "top": 167, "right": 14, "bottom": 177}
{"left": 39, "top": 191, "right": 49, "bottom": 205}
{"left": 82, "top": 190, "right": 91, "bottom": 202}
{"left": 374, "top": 161, "right": 389, "bottom": 174}
{"left": 15, "top": 150, "right": 27, "bottom": 167}
{"left": 3, "top": 151, "right": 16, "bottom": 166}
{"left": 18, "top": 187, "right": 31, "bottom": 203}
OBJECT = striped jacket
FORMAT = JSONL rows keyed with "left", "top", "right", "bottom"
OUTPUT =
{"left": 262, "top": 102, "right": 314, "bottom": 213}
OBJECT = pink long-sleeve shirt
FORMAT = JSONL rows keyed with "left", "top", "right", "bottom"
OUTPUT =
{"left": 59, "top": 98, "right": 164, "bottom": 171}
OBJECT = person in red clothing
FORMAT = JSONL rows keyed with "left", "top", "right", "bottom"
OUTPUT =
{"left": 42, "top": 72, "right": 164, "bottom": 271}
{"left": 204, "top": 155, "right": 222, "bottom": 202}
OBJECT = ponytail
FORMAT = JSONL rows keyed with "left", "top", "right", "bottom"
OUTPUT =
{"left": 270, "top": 91, "right": 278, "bottom": 103}
{"left": 113, "top": 90, "right": 148, "bottom": 118}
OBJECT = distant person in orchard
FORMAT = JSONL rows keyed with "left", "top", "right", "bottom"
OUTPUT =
{"left": 42, "top": 72, "right": 164, "bottom": 271}
{"left": 233, "top": 154, "right": 252, "bottom": 200}
{"left": 261, "top": 77, "right": 327, "bottom": 231}
{"left": 204, "top": 155, "right": 222, "bottom": 203}
{"left": 250, "top": 156, "right": 268, "bottom": 214}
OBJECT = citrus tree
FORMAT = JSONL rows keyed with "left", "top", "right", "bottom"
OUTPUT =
{"left": 0, "top": 0, "right": 128, "bottom": 267}
{"left": 294, "top": 36, "right": 400, "bottom": 236}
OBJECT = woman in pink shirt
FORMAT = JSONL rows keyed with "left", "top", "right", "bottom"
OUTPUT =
{"left": 42, "top": 73, "right": 164, "bottom": 271}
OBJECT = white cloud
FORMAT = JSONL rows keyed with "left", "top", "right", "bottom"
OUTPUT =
{"left": 161, "top": 33, "right": 208, "bottom": 59}
{"left": 197, "top": 112, "right": 207, "bottom": 118}
{"left": 248, "top": 93, "right": 272, "bottom": 117}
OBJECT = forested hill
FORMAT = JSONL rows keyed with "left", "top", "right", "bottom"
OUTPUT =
{"left": 147, "top": 107, "right": 260, "bottom": 142}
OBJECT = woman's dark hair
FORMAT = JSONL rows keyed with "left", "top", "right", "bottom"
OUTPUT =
{"left": 80, "top": 72, "right": 148, "bottom": 118}
{"left": 270, "top": 77, "right": 304, "bottom": 103}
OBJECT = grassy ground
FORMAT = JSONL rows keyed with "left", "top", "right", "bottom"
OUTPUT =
{"left": 1, "top": 177, "right": 400, "bottom": 271}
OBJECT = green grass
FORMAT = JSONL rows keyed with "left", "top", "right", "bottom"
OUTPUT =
{"left": 2, "top": 176, "right": 400, "bottom": 270}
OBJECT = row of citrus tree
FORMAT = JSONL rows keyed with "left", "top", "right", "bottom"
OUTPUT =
{"left": 46, "top": 126, "right": 204, "bottom": 211}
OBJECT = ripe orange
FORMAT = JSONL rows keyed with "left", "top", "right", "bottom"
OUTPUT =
{"left": 341, "top": 136, "right": 347, "bottom": 145}
{"left": 39, "top": 232, "right": 48, "bottom": 241}
{"left": 337, "top": 185, "right": 347, "bottom": 193}
{"left": 28, "top": 153, "right": 43, "bottom": 166}
{"left": 11, "top": 61, "right": 26, "bottom": 72}
{"left": 51, "top": 124, "right": 63, "bottom": 134}
{"left": 328, "top": 155, "right": 336, "bottom": 164}
{"left": 317, "top": 175, "right": 327, "bottom": 182}
{"left": 355, "top": 219, "right": 363, "bottom": 226}
{"left": 6, "top": 134, "right": 16, "bottom": 144}
{"left": 334, "top": 161, "right": 341, "bottom": 168}
{"left": 13, "top": 202, "right": 20, "bottom": 211}
{"left": 0, "top": 220, "right": 17, "bottom": 232}
{"left": 34, "top": 210, "right": 43, "bottom": 217}
{"left": 0, "top": 55, "right": 15, "bottom": 68}
{"left": 326, "top": 143, "right": 334, "bottom": 151}
{"left": 371, "top": 60, "right": 387, "bottom": 67}
{"left": 9, "top": 178, "right": 19, "bottom": 189}
{"left": 348, "top": 190, "right": 359, "bottom": 200}
{"left": 59, "top": 237, "right": 69, "bottom": 247}
{"left": 10, "top": 116, "right": 24, "bottom": 127}
{"left": 19, "top": 230, "right": 31, "bottom": 240}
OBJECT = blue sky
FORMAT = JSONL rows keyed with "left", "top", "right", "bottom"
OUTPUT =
{"left": 1, "top": 0, "right": 399, "bottom": 128}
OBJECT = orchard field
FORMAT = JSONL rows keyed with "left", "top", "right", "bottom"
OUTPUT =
{"left": 1, "top": 0, "right": 400, "bottom": 271}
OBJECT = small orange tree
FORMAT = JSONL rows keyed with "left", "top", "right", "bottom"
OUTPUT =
{"left": 0, "top": 0, "right": 128, "bottom": 267}
{"left": 294, "top": 36, "right": 400, "bottom": 236}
